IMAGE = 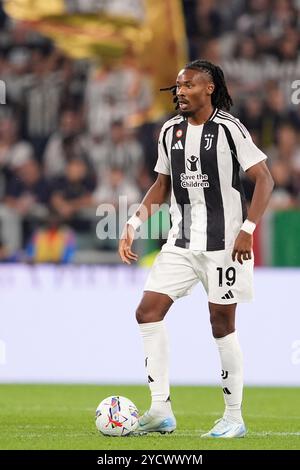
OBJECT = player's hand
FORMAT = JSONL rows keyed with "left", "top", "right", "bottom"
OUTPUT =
{"left": 232, "top": 230, "right": 253, "bottom": 265}
{"left": 118, "top": 224, "right": 138, "bottom": 265}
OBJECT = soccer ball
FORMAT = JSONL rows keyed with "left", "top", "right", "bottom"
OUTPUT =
{"left": 95, "top": 396, "right": 139, "bottom": 437}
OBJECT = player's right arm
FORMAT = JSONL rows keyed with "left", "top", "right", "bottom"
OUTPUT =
{"left": 118, "top": 173, "right": 171, "bottom": 265}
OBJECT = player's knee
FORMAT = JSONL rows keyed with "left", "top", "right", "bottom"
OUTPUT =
{"left": 211, "top": 323, "right": 231, "bottom": 338}
{"left": 210, "top": 312, "right": 234, "bottom": 338}
{"left": 136, "top": 305, "right": 160, "bottom": 324}
{"left": 135, "top": 305, "right": 146, "bottom": 324}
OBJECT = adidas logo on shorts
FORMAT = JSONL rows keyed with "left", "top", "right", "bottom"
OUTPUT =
{"left": 221, "top": 290, "right": 234, "bottom": 300}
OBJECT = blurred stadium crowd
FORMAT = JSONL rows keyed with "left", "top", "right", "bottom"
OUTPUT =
{"left": 0, "top": 0, "right": 299, "bottom": 263}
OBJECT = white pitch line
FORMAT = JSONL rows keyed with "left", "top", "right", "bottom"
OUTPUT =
{"left": 249, "top": 431, "right": 300, "bottom": 437}
{"left": 174, "top": 411, "right": 300, "bottom": 420}
{"left": 7, "top": 408, "right": 300, "bottom": 421}
{"left": 171, "top": 430, "right": 300, "bottom": 437}
{"left": 5, "top": 430, "right": 300, "bottom": 440}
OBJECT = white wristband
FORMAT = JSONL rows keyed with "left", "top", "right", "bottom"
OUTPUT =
{"left": 127, "top": 214, "right": 143, "bottom": 231}
{"left": 241, "top": 219, "right": 256, "bottom": 235}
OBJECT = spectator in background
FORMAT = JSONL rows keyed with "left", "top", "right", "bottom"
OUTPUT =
{"left": 0, "top": 115, "right": 36, "bottom": 255}
{"left": 239, "top": 96, "right": 264, "bottom": 141}
{"left": 105, "top": 120, "right": 144, "bottom": 181}
{"left": 5, "top": 155, "right": 49, "bottom": 214}
{"left": 260, "top": 82, "right": 290, "bottom": 148}
{"left": 267, "top": 123, "right": 300, "bottom": 208}
{"left": 4, "top": 155, "right": 50, "bottom": 246}
{"left": 85, "top": 57, "right": 152, "bottom": 138}
{"left": 268, "top": 122, "right": 300, "bottom": 164}
{"left": 0, "top": 21, "right": 37, "bottom": 108}
{"left": 200, "top": 38, "right": 221, "bottom": 64}
{"left": 0, "top": 116, "right": 34, "bottom": 197}
{"left": 183, "top": 0, "right": 223, "bottom": 59}
{"left": 25, "top": 212, "right": 76, "bottom": 264}
{"left": 269, "top": 162, "right": 297, "bottom": 208}
{"left": 21, "top": 47, "right": 64, "bottom": 159}
{"left": 84, "top": 63, "right": 121, "bottom": 138}
{"left": 93, "top": 166, "right": 141, "bottom": 250}
{"left": 2, "top": 48, "right": 30, "bottom": 106}
{"left": 0, "top": 1, "right": 7, "bottom": 28}
{"left": 237, "top": 0, "right": 270, "bottom": 37}
{"left": 276, "top": 28, "right": 299, "bottom": 62}
{"left": 231, "top": 35, "right": 262, "bottom": 95}
{"left": 86, "top": 132, "right": 111, "bottom": 184}
{"left": 115, "top": 49, "right": 153, "bottom": 124}
{"left": 50, "top": 157, "right": 95, "bottom": 230}
{"left": 59, "top": 55, "right": 87, "bottom": 111}
{"left": 43, "top": 108, "right": 90, "bottom": 179}
{"left": 93, "top": 166, "right": 141, "bottom": 208}
{"left": 195, "top": 0, "right": 223, "bottom": 39}
{"left": 267, "top": 0, "right": 299, "bottom": 40}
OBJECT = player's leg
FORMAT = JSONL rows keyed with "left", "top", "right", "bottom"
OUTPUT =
{"left": 134, "top": 291, "right": 176, "bottom": 433}
{"left": 136, "top": 290, "right": 173, "bottom": 410}
{"left": 199, "top": 248, "right": 253, "bottom": 438}
{"left": 134, "top": 246, "right": 198, "bottom": 434}
{"left": 203, "top": 302, "right": 246, "bottom": 437}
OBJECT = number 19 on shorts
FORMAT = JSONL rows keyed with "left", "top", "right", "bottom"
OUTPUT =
{"left": 217, "top": 267, "right": 236, "bottom": 287}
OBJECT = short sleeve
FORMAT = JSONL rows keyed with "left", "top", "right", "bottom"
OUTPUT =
{"left": 154, "top": 128, "right": 171, "bottom": 175}
{"left": 232, "top": 123, "right": 267, "bottom": 172}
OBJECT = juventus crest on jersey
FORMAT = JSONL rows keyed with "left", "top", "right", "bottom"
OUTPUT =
{"left": 155, "top": 108, "right": 267, "bottom": 251}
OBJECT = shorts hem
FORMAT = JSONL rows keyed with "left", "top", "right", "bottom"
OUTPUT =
{"left": 143, "top": 288, "right": 178, "bottom": 302}
{"left": 208, "top": 296, "right": 254, "bottom": 305}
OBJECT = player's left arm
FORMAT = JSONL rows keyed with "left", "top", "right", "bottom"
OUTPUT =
{"left": 232, "top": 161, "right": 274, "bottom": 264}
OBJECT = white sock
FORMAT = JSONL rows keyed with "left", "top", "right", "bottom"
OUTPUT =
{"left": 139, "top": 320, "right": 172, "bottom": 415}
{"left": 215, "top": 331, "right": 243, "bottom": 422}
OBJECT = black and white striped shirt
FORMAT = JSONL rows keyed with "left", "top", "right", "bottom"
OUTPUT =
{"left": 155, "top": 108, "right": 267, "bottom": 251}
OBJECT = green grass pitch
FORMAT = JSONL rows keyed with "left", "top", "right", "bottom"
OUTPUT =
{"left": 0, "top": 384, "right": 299, "bottom": 450}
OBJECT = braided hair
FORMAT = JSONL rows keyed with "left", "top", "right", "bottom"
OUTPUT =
{"left": 161, "top": 60, "right": 233, "bottom": 111}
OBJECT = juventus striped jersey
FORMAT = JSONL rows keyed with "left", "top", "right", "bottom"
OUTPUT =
{"left": 154, "top": 108, "right": 267, "bottom": 251}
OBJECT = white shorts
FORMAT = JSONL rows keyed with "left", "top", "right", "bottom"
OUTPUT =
{"left": 144, "top": 244, "right": 254, "bottom": 304}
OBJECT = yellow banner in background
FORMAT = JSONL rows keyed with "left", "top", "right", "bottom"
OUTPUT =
{"left": 5, "top": 0, "right": 145, "bottom": 23}
{"left": 5, "top": 0, "right": 187, "bottom": 121}
{"left": 4, "top": 0, "right": 65, "bottom": 20}
{"left": 141, "top": 0, "right": 187, "bottom": 119}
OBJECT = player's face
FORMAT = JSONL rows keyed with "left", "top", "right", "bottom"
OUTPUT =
{"left": 176, "top": 68, "right": 214, "bottom": 117}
